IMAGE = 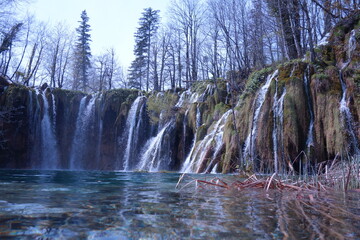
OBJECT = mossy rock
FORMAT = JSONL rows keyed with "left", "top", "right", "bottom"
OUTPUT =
{"left": 102, "top": 88, "right": 139, "bottom": 114}
{"left": 312, "top": 66, "right": 342, "bottom": 95}
{"left": 213, "top": 103, "right": 230, "bottom": 119}
{"left": 191, "top": 81, "right": 208, "bottom": 94}
{"left": 213, "top": 81, "right": 228, "bottom": 104}
{"left": 196, "top": 125, "right": 208, "bottom": 142}
{"left": 221, "top": 118, "right": 240, "bottom": 173}
{"left": 315, "top": 45, "right": 336, "bottom": 66}
{"left": 187, "top": 103, "right": 198, "bottom": 131}
{"left": 52, "top": 88, "right": 87, "bottom": 100}
{"left": 1, "top": 85, "right": 31, "bottom": 109}
{"left": 278, "top": 60, "right": 307, "bottom": 90}
{"left": 147, "top": 91, "right": 178, "bottom": 124}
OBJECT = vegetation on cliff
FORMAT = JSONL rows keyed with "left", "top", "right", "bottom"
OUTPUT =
{"left": 0, "top": 8, "right": 359, "bottom": 175}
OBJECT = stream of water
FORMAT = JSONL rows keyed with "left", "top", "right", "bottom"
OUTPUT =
{"left": 0, "top": 170, "right": 359, "bottom": 239}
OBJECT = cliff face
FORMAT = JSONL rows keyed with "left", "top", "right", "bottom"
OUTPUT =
{"left": 0, "top": 12, "right": 359, "bottom": 173}
{"left": 0, "top": 86, "right": 140, "bottom": 170}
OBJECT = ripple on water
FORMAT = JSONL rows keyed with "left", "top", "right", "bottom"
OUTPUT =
{"left": 0, "top": 170, "right": 359, "bottom": 239}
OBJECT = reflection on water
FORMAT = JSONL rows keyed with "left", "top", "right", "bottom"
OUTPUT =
{"left": 0, "top": 170, "right": 359, "bottom": 239}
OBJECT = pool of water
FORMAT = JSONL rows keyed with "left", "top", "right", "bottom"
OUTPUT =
{"left": 0, "top": 170, "right": 359, "bottom": 239}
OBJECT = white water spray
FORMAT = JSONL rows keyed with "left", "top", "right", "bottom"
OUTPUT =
{"left": 272, "top": 86, "right": 286, "bottom": 173}
{"left": 70, "top": 96, "right": 96, "bottom": 169}
{"left": 243, "top": 70, "right": 279, "bottom": 161}
{"left": 123, "top": 96, "right": 147, "bottom": 171}
{"left": 339, "top": 30, "right": 360, "bottom": 154}
{"left": 39, "top": 90, "right": 59, "bottom": 170}
{"left": 137, "top": 121, "right": 172, "bottom": 172}
{"left": 181, "top": 110, "right": 231, "bottom": 173}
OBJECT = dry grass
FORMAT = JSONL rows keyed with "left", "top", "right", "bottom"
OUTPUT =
{"left": 177, "top": 154, "right": 360, "bottom": 193}
{"left": 176, "top": 156, "right": 360, "bottom": 240}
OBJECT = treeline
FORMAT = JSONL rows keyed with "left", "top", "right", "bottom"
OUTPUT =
{"left": 129, "top": 0, "right": 358, "bottom": 92}
{"left": 0, "top": 1, "right": 126, "bottom": 92}
{"left": 0, "top": 0, "right": 358, "bottom": 93}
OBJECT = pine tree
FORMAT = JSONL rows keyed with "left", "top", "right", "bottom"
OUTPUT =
{"left": 73, "top": 10, "right": 92, "bottom": 92}
{"left": 128, "top": 8, "right": 160, "bottom": 91}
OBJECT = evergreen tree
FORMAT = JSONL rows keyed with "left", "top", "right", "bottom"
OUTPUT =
{"left": 128, "top": 8, "right": 160, "bottom": 91}
{"left": 73, "top": 10, "right": 92, "bottom": 92}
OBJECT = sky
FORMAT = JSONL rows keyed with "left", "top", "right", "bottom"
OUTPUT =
{"left": 26, "top": 0, "right": 169, "bottom": 69}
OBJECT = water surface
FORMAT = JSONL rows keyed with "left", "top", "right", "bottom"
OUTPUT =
{"left": 0, "top": 170, "right": 359, "bottom": 239}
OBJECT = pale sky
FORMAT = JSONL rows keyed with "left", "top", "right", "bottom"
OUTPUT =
{"left": 26, "top": 0, "right": 169, "bottom": 69}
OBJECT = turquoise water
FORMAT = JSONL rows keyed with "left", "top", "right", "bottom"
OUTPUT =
{"left": 0, "top": 170, "right": 359, "bottom": 239}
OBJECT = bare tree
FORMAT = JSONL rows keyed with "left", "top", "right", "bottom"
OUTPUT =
{"left": 169, "top": 0, "right": 206, "bottom": 87}
{"left": 20, "top": 21, "right": 47, "bottom": 86}
{"left": 94, "top": 48, "right": 119, "bottom": 91}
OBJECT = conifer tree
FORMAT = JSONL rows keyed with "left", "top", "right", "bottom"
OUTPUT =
{"left": 73, "top": 10, "right": 92, "bottom": 92}
{"left": 128, "top": 8, "right": 160, "bottom": 91}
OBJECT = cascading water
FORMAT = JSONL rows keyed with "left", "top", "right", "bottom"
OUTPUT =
{"left": 339, "top": 30, "right": 360, "bottom": 154}
{"left": 211, "top": 163, "right": 219, "bottom": 174}
{"left": 51, "top": 93, "right": 56, "bottom": 129}
{"left": 225, "top": 82, "right": 230, "bottom": 104}
{"left": 95, "top": 94, "right": 104, "bottom": 169}
{"left": 39, "top": 90, "right": 59, "bottom": 170}
{"left": 182, "top": 109, "right": 190, "bottom": 161}
{"left": 272, "top": 85, "right": 286, "bottom": 173}
{"left": 198, "top": 84, "right": 215, "bottom": 102}
{"left": 175, "top": 90, "right": 191, "bottom": 107}
{"left": 137, "top": 121, "right": 173, "bottom": 172}
{"left": 122, "top": 96, "right": 147, "bottom": 171}
{"left": 304, "top": 67, "right": 314, "bottom": 148}
{"left": 196, "top": 105, "right": 201, "bottom": 129}
{"left": 70, "top": 96, "right": 96, "bottom": 169}
{"left": 243, "top": 70, "right": 279, "bottom": 162}
{"left": 181, "top": 110, "right": 231, "bottom": 173}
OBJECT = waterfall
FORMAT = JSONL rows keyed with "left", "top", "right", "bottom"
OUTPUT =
{"left": 39, "top": 90, "right": 59, "bottom": 170}
{"left": 122, "top": 96, "right": 147, "bottom": 171}
{"left": 198, "top": 84, "right": 215, "bottom": 102}
{"left": 182, "top": 109, "right": 190, "bottom": 161}
{"left": 175, "top": 88, "right": 202, "bottom": 108}
{"left": 175, "top": 90, "right": 191, "bottom": 107}
{"left": 70, "top": 96, "right": 96, "bottom": 170}
{"left": 304, "top": 67, "right": 314, "bottom": 148}
{"left": 96, "top": 94, "right": 104, "bottom": 169}
{"left": 211, "top": 163, "right": 219, "bottom": 174}
{"left": 338, "top": 30, "right": 359, "bottom": 154}
{"left": 225, "top": 82, "right": 230, "bottom": 104}
{"left": 137, "top": 121, "right": 173, "bottom": 172}
{"left": 339, "top": 69, "right": 360, "bottom": 154}
{"left": 51, "top": 93, "right": 56, "bottom": 129}
{"left": 196, "top": 105, "right": 201, "bottom": 129}
{"left": 190, "top": 92, "right": 200, "bottom": 104}
{"left": 181, "top": 110, "right": 231, "bottom": 173}
{"left": 243, "top": 70, "right": 279, "bottom": 162}
{"left": 272, "top": 86, "right": 286, "bottom": 173}
{"left": 348, "top": 30, "right": 356, "bottom": 58}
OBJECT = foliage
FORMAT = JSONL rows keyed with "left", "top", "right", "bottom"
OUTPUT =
{"left": 240, "top": 67, "right": 273, "bottom": 100}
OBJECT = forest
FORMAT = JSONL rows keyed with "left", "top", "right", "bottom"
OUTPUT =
{"left": 0, "top": 0, "right": 358, "bottom": 93}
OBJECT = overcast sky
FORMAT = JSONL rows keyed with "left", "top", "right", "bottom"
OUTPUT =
{"left": 26, "top": 0, "right": 169, "bottom": 69}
